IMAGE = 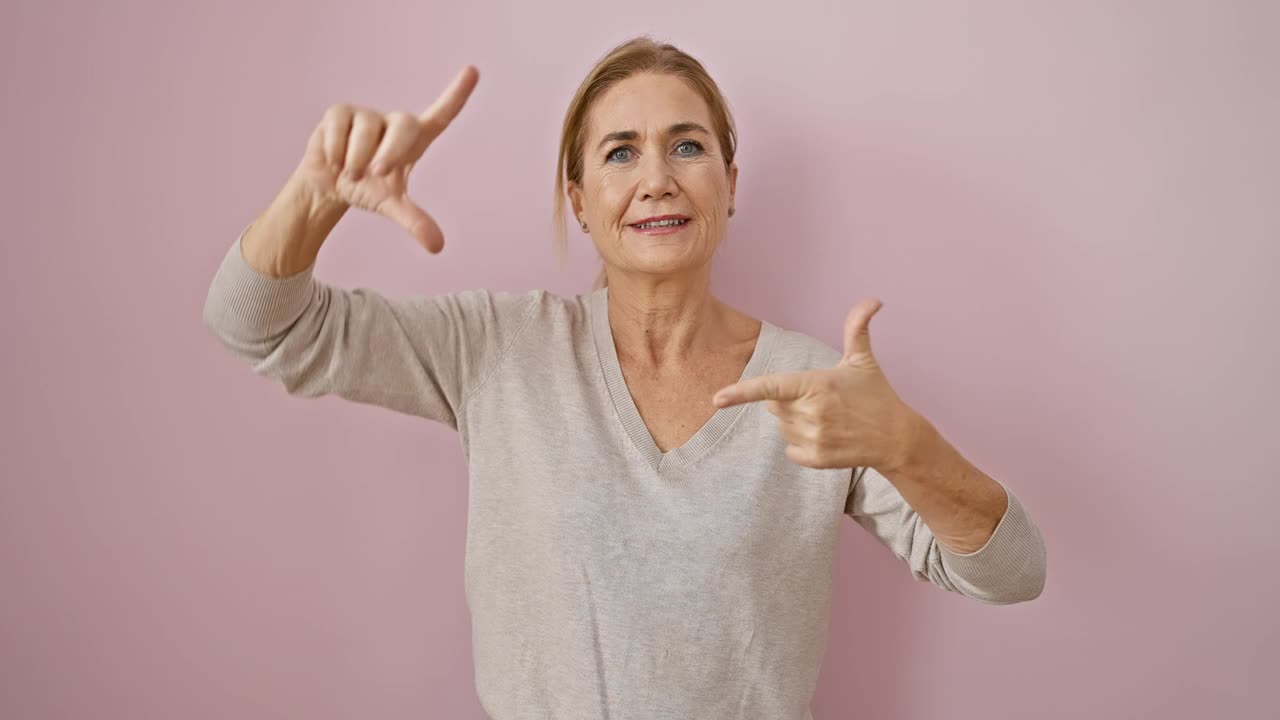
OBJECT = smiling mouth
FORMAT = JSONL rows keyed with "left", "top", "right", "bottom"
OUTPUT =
{"left": 629, "top": 217, "right": 691, "bottom": 230}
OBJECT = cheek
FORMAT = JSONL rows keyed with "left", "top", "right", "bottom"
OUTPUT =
{"left": 686, "top": 167, "right": 731, "bottom": 215}
{"left": 594, "top": 174, "right": 633, "bottom": 217}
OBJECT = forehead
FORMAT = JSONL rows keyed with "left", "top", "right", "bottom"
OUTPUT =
{"left": 587, "top": 73, "right": 713, "bottom": 139}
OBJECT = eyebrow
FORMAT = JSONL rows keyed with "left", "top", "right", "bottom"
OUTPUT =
{"left": 596, "top": 122, "right": 712, "bottom": 150}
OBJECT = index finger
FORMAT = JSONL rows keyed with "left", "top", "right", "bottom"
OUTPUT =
{"left": 712, "top": 373, "right": 806, "bottom": 409}
{"left": 418, "top": 65, "right": 479, "bottom": 143}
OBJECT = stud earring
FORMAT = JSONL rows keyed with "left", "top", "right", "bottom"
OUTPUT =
{"left": 580, "top": 219, "right": 589, "bottom": 232}
{"left": 728, "top": 207, "right": 735, "bottom": 218}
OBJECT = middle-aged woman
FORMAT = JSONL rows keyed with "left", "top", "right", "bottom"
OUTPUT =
{"left": 204, "top": 36, "right": 1046, "bottom": 720}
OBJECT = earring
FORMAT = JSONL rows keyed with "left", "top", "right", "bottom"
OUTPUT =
{"left": 728, "top": 207, "right": 735, "bottom": 218}
{"left": 580, "top": 219, "right": 589, "bottom": 232}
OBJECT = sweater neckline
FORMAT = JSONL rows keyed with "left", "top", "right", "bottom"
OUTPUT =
{"left": 589, "top": 286, "right": 780, "bottom": 473}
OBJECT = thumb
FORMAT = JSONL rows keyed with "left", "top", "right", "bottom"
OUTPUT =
{"left": 379, "top": 195, "right": 444, "bottom": 254}
{"left": 841, "top": 299, "right": 882, "bottom": 362}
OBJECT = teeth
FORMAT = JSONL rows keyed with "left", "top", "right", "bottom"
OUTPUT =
{"left": 635, "top": 218, "right": 687, "bottom": 228}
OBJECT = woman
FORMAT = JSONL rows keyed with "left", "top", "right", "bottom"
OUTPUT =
{"left": 204, "top": 37, "right": 1045, "bottom": 720}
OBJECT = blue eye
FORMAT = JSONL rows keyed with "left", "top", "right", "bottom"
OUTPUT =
{"left": 607, "top": 147, "right": 632, "bottom": 163}
{"left": 675, "top": 140, "right": 703, "bottom": 157}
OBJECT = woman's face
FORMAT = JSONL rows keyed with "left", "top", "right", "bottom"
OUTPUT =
{"left": 569, "top": 72, "right": 737, "bottom": 283}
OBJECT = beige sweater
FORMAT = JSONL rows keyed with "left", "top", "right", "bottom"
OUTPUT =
{"left": 203, "top": 231, "right": 1046, "bottom": 720}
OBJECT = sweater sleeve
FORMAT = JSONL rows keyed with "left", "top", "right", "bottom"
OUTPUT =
{"left": 844, "top": 466, "right": 1046, "bottom": 605}
{"left": 201, "top": 228, "right": 538, "bottom": 429}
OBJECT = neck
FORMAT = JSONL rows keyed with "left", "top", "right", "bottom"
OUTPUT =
{"left": 604, "top": 272, "right": 724, "bottom": 368}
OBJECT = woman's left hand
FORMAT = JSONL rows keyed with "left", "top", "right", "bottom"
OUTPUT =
{"left": 712, "top": 299, "right": 925, "bottom": 471}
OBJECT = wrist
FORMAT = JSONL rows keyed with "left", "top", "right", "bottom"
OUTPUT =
{"left": 282, "top": 172, "right": 348, "bottom": 227}
{"left": 241, "top": 179, "right": 346, "bottom": 279}
{"left": 884, "top": 407, "right": 936, "bottom": 476}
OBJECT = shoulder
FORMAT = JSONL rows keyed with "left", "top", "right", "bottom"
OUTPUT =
{"left": 455, "top": 287, "right": 594, "bottom": 331}
{"left": 518, "top": 288, "right": 591, "bottom": 323}
{"left": 447, "top": 287, "right": 570, "bottom": 316}
{"left": 765, "top": 324, "right": 843, "bottom": 374}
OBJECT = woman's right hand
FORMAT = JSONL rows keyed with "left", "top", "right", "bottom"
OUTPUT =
{"left": 289, "top": 65, "right": 479, "bottom": 254}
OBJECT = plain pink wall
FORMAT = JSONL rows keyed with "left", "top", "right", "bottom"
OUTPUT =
{"left": 2, "top": 0, "right": 1276, "bottom": 717}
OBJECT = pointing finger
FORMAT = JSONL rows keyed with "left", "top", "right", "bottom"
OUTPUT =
{"left": 712, "top": 373, "right": 807, "bottom": 408}
{"left": 417, "top": 65, "right": 479, "bottom": 146}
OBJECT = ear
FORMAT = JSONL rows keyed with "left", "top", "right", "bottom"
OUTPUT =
{"left": 567, "top": 181, "right": 585, "bottom": 221}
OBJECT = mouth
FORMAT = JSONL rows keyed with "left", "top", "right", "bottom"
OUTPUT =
{"left": 628, "top": 215, "right": 691, "bottom": 235}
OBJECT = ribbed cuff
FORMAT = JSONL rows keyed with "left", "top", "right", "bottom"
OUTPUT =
{"left": 939, "top": 482, "right": 1047, "bottom": 602}
{"left": 202, "top": 224, "right": 318, "bottom": 339}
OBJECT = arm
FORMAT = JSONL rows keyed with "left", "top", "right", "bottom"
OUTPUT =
{"left": 880, "top": 414, "right": 1011, "bottom": 554}
{"left": 238, "top": 175, "right": 347, "bottom": 279}
{"left": 202, "top": 187, "right": 537, "bottom": 427}
{"left": 845, "top": 420, "right": 1047, "bottom": 605}
{"left": 710, "top": 300, "right": 1047, "bottom": 603}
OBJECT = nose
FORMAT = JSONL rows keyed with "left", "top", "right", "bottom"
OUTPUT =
{"left": 637, "top": 154, "right": 678, "bottom": 201}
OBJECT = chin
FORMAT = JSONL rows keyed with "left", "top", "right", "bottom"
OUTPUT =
{"left": 614, "top": 230, "right": 716, "bottom": 269}
{"left": 628, "top": 252, "right": 711, "bottom": 278}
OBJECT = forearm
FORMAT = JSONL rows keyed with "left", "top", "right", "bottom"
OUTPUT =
{"left": 878, "top": 413, "right": 1010, "bottom": 555}
{"left": 241, "top": 176, "right": 348, "bottom": 278}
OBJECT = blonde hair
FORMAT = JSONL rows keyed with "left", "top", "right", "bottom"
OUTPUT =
{"left": 553, "top": 36, "right": 738, "bottom": 290}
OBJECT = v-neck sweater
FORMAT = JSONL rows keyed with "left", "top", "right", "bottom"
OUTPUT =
{"left": 203, "top": 232, "right": 1047, "bottom": 720}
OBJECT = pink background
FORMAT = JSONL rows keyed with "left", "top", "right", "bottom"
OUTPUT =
{"left": 3, "top": 0, "right": 1276, "bottom": 718}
